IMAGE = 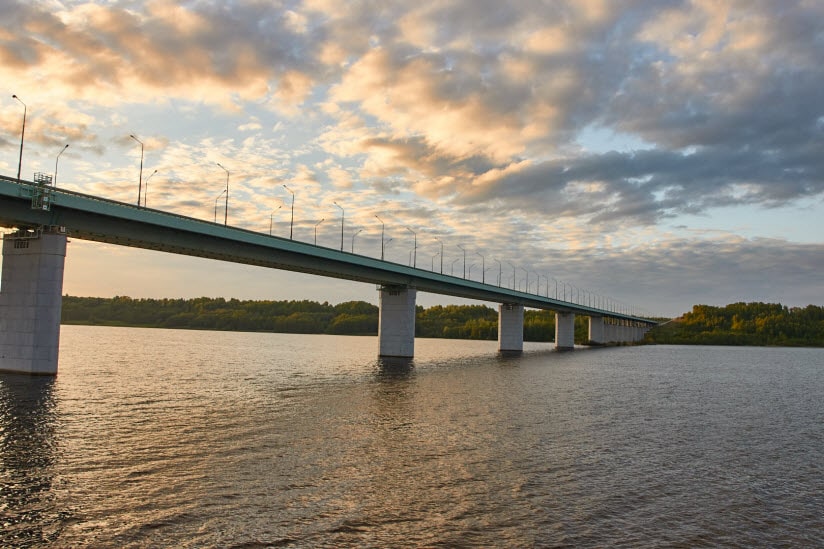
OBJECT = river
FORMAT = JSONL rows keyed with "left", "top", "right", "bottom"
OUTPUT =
{"left": 1, "top": 326, "right": 823, "bottom": 547}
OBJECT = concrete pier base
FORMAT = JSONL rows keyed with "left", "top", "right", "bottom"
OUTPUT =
{"left": 588, "top": 316, "right": 605, "bottom": 344}
{"left": 0, "top": 230, "right": 67, "bottom": 375}
{"left": 498, "top": 303, "right": 524, "bottom": 352}
{"left": 378, "top": 286, "right": 416, "bottom": 358}
{"left": 555, "top": 312, "right": 575, "bottom": 351}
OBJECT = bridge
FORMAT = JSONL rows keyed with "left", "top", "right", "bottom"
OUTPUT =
{"left": 0, "top": 175, "right": 656, "bottom": 375}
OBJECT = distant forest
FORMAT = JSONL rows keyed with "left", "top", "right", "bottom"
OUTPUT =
{"left": 60, "top": 296, "right": 594, "bottom": 342}
{"left": 645, "top": 302, "right": 824, "bottom": 347}
{"left": 62, "top": 297, "right": 823, "bottom": 347}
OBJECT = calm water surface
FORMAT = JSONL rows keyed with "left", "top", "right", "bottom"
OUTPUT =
{"left": 1, "top": 326, "right": 823, "bottom": 547}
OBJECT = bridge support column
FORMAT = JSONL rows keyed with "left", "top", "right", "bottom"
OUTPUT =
{"left": 588, "top": 316, "right": 605, "bottom": 345}
{"left": 555, "top": 312, "right": 575, "bottom": 351}
{"left": 605, "top": 321, "right": 617, "bottom": 343}
{"left": 0, "top": 230, "right": 67, "bottom": 375}
{"left": 378, "top": 286, "right": 416, "bottom": 358}
{"left": 498, "top": 303, "right": 524, "bottom": 352}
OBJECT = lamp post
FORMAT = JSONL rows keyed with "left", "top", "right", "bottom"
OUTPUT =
{"left": 383, "top": 237, "right": 394, "bottom": 261}
{"left": 314, "top": 218, "right": 324, "bottom": 245}
{"left": 333, "top": 201, "right": 344, "bottom": 251}
{"left": 468, "top": 263, "right": 477, "bottom": 280}
{"left": 493, "top": 258, "right": 502, "bottom": 286}
{"left": 12, "top": 94, "right": 26, "bottom": 183}
{"left": 129, "top": 134, "right": 144, "bottom": 207}
{"left": 351, "top": 228, "right": 363, "bottom": 253}
{"left": 431, "top": 251, "right": 440, "bottom": 271}
{"left": 270, "top": 205, "right": 282, "bottom": 236}
{"left": 283, "top": 185, "right": 295, "bottom": 239}
{"left": 375, "top": 214, "right": 385, "bottom": 260}
{"left": 457, "top": 244, "right": 466, "bottom": 279}
{"left": 475, "top": 251, "right": 485, "bottom": 283}
{"left": 143, "top": 169, "right": 157, "bottom": 207}
{"left": 507, "top": 261, "right": 517, "bottom": 290}
{"left": 450, "top": 257, "right": 460, "bottom": 276}
{"left": 214, "top": 189, "right": 226, "bottom": 222}
{"left": 217, "top": 162, "right": 229, "bottom": 225}
{"left": 405, "top": 227, "right": 417, "bottom": 267}
{"left": 54, "top": 144, "right": 69, "bottom": 187}
{"left": 434, "top": 237, "right": 444, "bottom": 273}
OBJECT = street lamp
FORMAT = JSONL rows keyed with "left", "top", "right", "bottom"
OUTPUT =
{"left": 457, "top": 244, "right": 467, "bottom": 279}
{"left": 12, "top": 94, "right": 26, "bottom": 184}
{"left": 54, "top": 144, "right": 69, "bottom": 187}
{"left": 143, "top": 169, "right": 158, "bottom": 207}
{"left": 476, "top": 251, "right": 485, "bottom": 283}
{"left": 129, "top": 134, "right": 144, "bottom": 207}
{"left": 270, "top": 205, "right": 282, "bottom": 236}
{"left": 383, "top": 237, "right": 394, "bottom": 261}
{"left": 214, "top": 189, "right": 226, "bottom": 222}
{"left": 351, "top": 228, "right": 363, "bottom": 253}
{"left": 283, "top": 185, "right": 295, "bottom": 239}
{"left": 431, "top": 251, "right": 440, "bottom": 271}
{"left": 493, "top": 258, "right": 502, "bottom": 286}
{"left": 434, "top": 237, "right": 444, "bottom": 273}
{"left": 314, "top": 218, "right": 324, "bottom": 245}
{"left": 406, "top": 227, "right": 417, "bottom": 268}
{"left": 375, "top": 214, "right": 385, "bottom": 260}
{"left": 450, "top": 257, "right": 460, "bottom": 276}
{"left": 507, "top": 261, "right": 517, "bottom": 290}
{"left": 519, "top": 267, "right": 529, "bottom": 294}
{"left": 333, "top": 201, "right": 344, "bottom": 251}
{"left": 217, "top": 162, "right": 229, "bottom": 225}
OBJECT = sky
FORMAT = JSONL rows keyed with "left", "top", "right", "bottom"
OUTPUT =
{"left": 1, "top": 0, "right": 823, "bottom": 318}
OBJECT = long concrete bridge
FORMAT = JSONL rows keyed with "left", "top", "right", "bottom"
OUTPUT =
{"left": 0, "top": 175, "right": 656, "bottom": 375}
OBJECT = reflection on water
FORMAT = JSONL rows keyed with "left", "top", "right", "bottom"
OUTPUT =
{"left": 1, "top": 326, "right": 823, "bottom": 547}
{"left": 374, "top": 356, "right": 415, "bottom": 379}
{"left": 0, "top": 375, "right": 64, "bottom": 546}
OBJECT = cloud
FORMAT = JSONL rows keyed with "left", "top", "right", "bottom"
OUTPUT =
{"left": 1, "top": 0, "right": 326, "bottom": 109}
{"left": 3, "top": 0, "right": 824, "bottom": 316}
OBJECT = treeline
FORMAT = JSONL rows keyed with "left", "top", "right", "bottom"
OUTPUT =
{"left": 61, "top": 296, "right": 379, "bottom": 335}
{"left": 415, "top": 305, "right": 590, "bottom": 342}
{"left": 645, "top": 302, "right": 824, "bottom": 346}
{"left": 61, "top": 296, "right": 591, "bottom": 342}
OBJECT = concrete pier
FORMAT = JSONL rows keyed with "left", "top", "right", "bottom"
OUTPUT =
{"left": 588, "top": 315, "right": 605, "bottom": 344}
{"left": 498, "top": 303, "right": 524, "bottom": 352}
{"left": 555, "top": 312, "right": 575, "bottom": 351}
{"left": 378, "top": 286, "right": 416, "bottom": 358}
{"left": 0, "top": 230, "right": 67, "bottom": 375}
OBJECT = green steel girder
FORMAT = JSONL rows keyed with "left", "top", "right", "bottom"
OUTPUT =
{"left": 0, "top": 176, "right": 655, "bottom": 325}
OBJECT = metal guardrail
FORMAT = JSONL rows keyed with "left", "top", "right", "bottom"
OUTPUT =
{"left": 0, "top": 175, "right": 656, "bottom": 325}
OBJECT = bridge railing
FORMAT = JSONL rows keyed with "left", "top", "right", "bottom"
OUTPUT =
{"left": 1, "top": 174, "right": 656, "bottom": 324}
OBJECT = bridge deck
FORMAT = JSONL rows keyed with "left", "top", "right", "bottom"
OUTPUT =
{"left": 0, "top": 176, "right": 653, "bottom": 324}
